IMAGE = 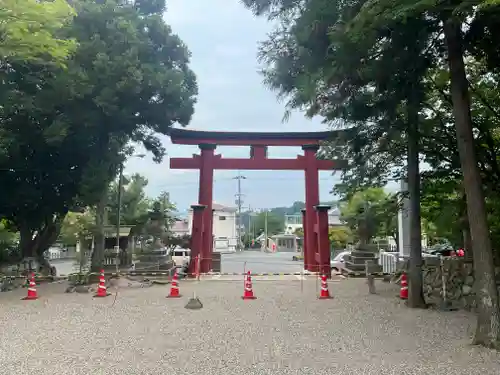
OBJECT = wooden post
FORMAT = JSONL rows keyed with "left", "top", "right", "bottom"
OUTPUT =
{"left": 366, "top": 260, "right": 376, "bottom": 294}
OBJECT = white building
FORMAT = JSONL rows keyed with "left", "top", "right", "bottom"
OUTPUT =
{"left": 183, "top": 202, "right": 238, "bottom": 253}
{"left": 284, "top": 208, "right": 343, "bottom": 234}
{"left": 171, "top": 219, "right": 189, "bottom": 237}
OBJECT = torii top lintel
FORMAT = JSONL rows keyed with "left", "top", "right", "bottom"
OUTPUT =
{"left": 169, "top": 129, "right": 347, "bottom": 171}
{"left": 169, "top": 128, "right": 335, "bottom": 146}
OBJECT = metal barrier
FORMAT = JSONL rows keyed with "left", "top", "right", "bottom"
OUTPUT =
{"left": 379, "top": 251, "right": 404, "bottom": 274}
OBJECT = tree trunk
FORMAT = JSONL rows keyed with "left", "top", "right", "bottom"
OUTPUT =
{"left": 406, "top": 98, "right": 426, "bottom": 308}
{"left": 19, "top": 214, "right": 65, "bottom": 272}
{"left": 19, "top": 225, "right": 34, "bottom": 259}
{"left": 460, "top": 194, "right": 473, "bottom": 262}
{"left": 91, "top": 191, "right": 107, "bottom": 272}
{"left": 444, "top": 18, "right": 500, "bottom": 349}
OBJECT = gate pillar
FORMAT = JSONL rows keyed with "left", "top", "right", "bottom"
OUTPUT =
{"left": 198, "top": 144, "right": 216, "bottom": 273}
{"left": 301, "top": 208, "right": 308, "bottom": 271}
{"left": 190, "top": 204, "right": 206, "bottom": 276}
{"left": 303, "top": 145, "right": 320, "bottom": 272}
{"left": 315, "top": 204, "right": 331, "bottom": 278}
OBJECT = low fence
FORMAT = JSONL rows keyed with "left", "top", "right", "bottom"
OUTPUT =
{"left": 378, "top": 252, "right": 401, "bottom": 274}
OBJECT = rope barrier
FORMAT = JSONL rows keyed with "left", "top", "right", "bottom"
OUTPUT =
{"left": 0, "top": 253, "right": 337, "bottom": 282}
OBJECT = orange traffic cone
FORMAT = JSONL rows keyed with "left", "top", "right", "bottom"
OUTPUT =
{"left": 94, "top": 269, "right": 110, "bottom": 298}
{"left": 400, "top": 273, "right": 408, "bottom": 300}
{"left": 318, "top": 274, "right": 333, "bottom": 299}
{"left": 167, "top": 270, "right": 181, "bottom": 298}
{"left": 22, "top": 273, "right": 38, "bottom": 300}
{"left": 242, "top": 271, "right": 256, "bottom": 300}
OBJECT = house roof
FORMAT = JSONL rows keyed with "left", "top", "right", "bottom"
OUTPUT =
{"left": 171, "top": 220, "right": 189, "bottom": 232}
{"left": 328, "top": 207, "right": 340, "bottom": 216}
{"left": 188, "top": 202, "right": 237, "bottom": 213}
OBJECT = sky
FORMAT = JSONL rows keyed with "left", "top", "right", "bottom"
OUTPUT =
{"left": 124, "top": 0, "right": 341, "bottom": 211}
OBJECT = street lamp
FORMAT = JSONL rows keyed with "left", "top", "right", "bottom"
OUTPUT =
{"left": 115, "top": 153, "right": 145, "bottom": 272}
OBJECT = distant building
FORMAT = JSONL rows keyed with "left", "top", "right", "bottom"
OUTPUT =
{"left": 185, "top": 202, "right": 238, "bottom": 253}
{"left": 171, "top": 219, "right": 189, "bottom": 237}
{"left": 284, "top": 207, "right": 343, "bottom": 234}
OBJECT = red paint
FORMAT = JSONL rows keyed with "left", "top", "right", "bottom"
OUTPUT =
{"left": 198, "top": 145, "right": 215, "bottom": 273}
{"left": 250, "top": 145, "right": 267, "bottom": 159}
{"left": 315, "top": 205, "right": 331, "bottom": 278}
{"left": 189, "top": 204, "right": 205, "bottom": 275}
{"left": 170, "top": 156, "right": 343, "bottom": 170}
{"left": 172, "top": 132, "right": 345, "bottom": 274}
{"left": 304, "top": 146, "right": 320, "bottom": 272}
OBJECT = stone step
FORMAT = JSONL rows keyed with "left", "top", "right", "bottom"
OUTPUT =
{"left": 355, "top": 244, "right": 379, "bottom": 253}
{"left": 348, "top": 256, "right": 378, "bottom": 265}
{"left": 351, "top": 250, "right": 377, "bottom": 258}
{"left": 343, "top": 262, "right": 366, "bottom": 271}
{"left": 341, "top": 267, "right": 386, "bottom": 278}
{"left": 341, "top": 268, "right": 365, "bottom": 277}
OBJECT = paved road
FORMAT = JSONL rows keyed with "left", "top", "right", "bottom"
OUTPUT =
{"left": 1, "top": 278, "right": 499, "bottom": 374}
{"left": 221, "top": 251, "right": 303, "bottom": 274}
{"left": 50, "top": 259, "right": 79, "bottom": 276}
{"left": 50, "top": 251, "right": 304, "bottom": 276}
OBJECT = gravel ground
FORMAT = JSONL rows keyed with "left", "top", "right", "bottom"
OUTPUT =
{"left": 0, "top": 278, "right": 499, "bottom": 375}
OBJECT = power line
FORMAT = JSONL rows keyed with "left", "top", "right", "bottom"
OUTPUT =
{"left": 152, "top": 175, "right": 339, "bottom": 188}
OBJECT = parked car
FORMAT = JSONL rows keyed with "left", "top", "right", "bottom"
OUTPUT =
{"left": 330, "top": 251, "right": 351, "bottom": 272}
{"left": 172, "top": 248, "right": 191, "bottom": 268}
{"left": 424, "top": 243, "right": 455, "bottom": 257}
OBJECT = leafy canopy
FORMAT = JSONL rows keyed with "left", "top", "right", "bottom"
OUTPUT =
{"left": 0, "top": 0, "right": 76, "bottom": 65}
{"left": 0, "top": 0, "right": 197, "bottom": 258}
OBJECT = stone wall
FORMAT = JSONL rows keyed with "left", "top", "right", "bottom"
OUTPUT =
{"left": 422, "top": 257, "right": 500, "bottom": 311}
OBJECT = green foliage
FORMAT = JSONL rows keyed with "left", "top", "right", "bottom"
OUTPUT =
{"left": 59, "top": 210, "right": 96, "bottom": 245}
{"left": 252, "top": 212, "right": 284, "bottom": 236}
{"left": 243, "top": 0, "right": 500, "bottom": 252}
{"left": 107, "top": 174, "right": 151, "bottom": 226}
{"left": 339, "top": 188, "right": 398, "bottom": 243}
{"left": 0, "top": 0, "right": 197, "bottom": 259}
{"left": 243, "top": 0, "right": 500, "bottom": 345}
{"left": 0, "top": 219, "right": 19, "bottom": 263}
{"left": 328, "top": 226, "right": 352, "bottom": 250}
{"left": 0, "top": 0, "right": 76, "bottom": 65}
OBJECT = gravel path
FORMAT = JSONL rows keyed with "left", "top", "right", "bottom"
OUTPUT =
{"left": 0, "top": 278, "right": 499, "bottom": 375}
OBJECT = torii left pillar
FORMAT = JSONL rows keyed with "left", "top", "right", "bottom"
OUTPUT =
{"left": 303, "top": 145, "right": 320, "bottom": 272}
{"left": 190, "top": 204, "right": 206, "bottom": 276}
{"left": 198, "top": 144, "right": 216, "bottom": 273}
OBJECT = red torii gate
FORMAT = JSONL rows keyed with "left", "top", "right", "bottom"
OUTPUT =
{"left": 169, "top": 129, "right": 346, "bottom": 277}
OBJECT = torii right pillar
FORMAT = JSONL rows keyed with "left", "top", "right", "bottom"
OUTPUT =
{"left": 315, "top": 204, "right": 332, "bottom": 278}
{"left": 303, "top": 144, "right": 320, "bottom": 272}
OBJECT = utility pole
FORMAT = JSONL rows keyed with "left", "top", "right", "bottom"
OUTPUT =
{"left": 115, "top": 162, "right": 124, "bottom": 273}
{"left": 233, "top": 172, "right": 246, "bottom": 251}
{"left": 115, "top": 153, "right": 145, "bottom": 272}
{"left": 248, "top": 205, "right": 253, "bottom": 247}
{"left": 264, "top": 210, "right": 268, "bottom": 252}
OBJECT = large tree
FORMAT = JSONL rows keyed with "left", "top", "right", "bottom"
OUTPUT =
{"left": 349, "top": 0, "right": 500, "bottom": 349}
{"left": 244, "top": 0, "right": 430, "bottom": 307}
{"left": 0, "top": 0, "right": 197, "bottom": 268}
{"left": 243, "top": 0, "right": 500, "bottom": 346}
